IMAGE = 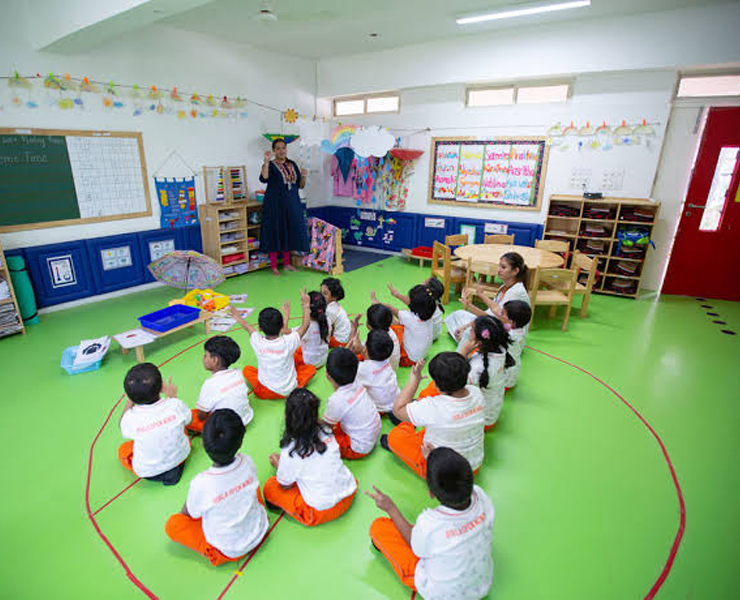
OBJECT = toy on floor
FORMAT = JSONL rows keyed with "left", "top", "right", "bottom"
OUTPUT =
{"left": 170, "top": 288, "right": 230, "bottom": 312}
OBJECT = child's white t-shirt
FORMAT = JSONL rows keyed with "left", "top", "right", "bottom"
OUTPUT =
{"left": 406, "top": 385, "right": 485, "bottom": 471}
{"left": 387, "top": 328, "right": 401, "bottom": 370}
{"left": 120, "top": 397, "right": 192, "bottom": 478}
{"left": 323, "top": 381, "right": 382, "bottom": 454}
{"left": 411, "top": 485, "right": 495, "bottom": 600}
{"left": 468, "top": 352, "right": 506, "bottom": 426}
{"left": 186, "top": 453, "right": 269, "bottom": 558}
{"left": 196, "top": 369, "right": 253, "bottom": 425}
{"left": 432, "top": 306, "right": 443, "bottom": 340}
{"left": 398, "top": 310, "right": 434, "bottom": 363}
{"left": 296, "top": 320, "right": 329, "bottom": 367}
{"left": 504, "top": 327, "right": 526, "bottom": 388}
{"left": 356, "top": 359, "right": 400, "bottom": 413}
{"left": 250, "top": 330, "right": 301, "bottom": 397}
{"left": 326, "top": 301, "right": 351, "bottom": 343}
{"left": 276, "top": 433, "right": 357, "bottom": 510}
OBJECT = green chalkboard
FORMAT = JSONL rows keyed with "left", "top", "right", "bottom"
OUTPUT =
{"left": 0, "top": 134, "right": 81, "bottom": 226}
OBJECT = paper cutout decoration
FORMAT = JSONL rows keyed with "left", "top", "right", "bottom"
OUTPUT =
{"left": 283, "top": 108, "right": 298, "bottom": 123}
{"left": 350, "top": 126, "right": 395, "bottom": 158}
{"left": 262, "top": 133, "right": 299, "bottom": 144}
{"left": 321, "top": 124, "right": 357, "bottom": 154}
{"left": 334, "top": 147, "right": 355, "bottom": 183}
{"left": 298, "top": 119, "right": 325, "bottom": 146}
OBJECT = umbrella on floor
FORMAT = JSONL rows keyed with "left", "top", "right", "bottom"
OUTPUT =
{"left": 148, "top": 250, "right": 225, "bottom": 291}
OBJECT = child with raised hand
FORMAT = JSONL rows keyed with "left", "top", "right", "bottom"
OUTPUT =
{"left": 370, "top": 284, "right": 436, "bottom": 367}
{"left": 232, "top": 289, "right": 315, "bottom": 399}
{"left": 500, "top": 300, "right": 532, "bottom": 391}
{"left": 188, "top": 335, "right": 252, "bottom": 435}
{"left": 347, "top": 304, "right": 401, "bottom": 370}
{"left": 356, "top": 329, "right": 401, "bottom": 415}
{"left": 119, "top": 363, "right": 192, "bottom": 485}
{"left": 387, "top": 277, "right": 445, "bottom": 341}
{"left": 321, "top": 277, "right": 351, "bottom": 347}
{"left": 323, "top": 347, "right": 382, "bottom": 459}
{"left": 382, "top": 352, "right": 485, "bottom": 478}
{"left": 263, "top": 388, "right": 358, "bottom": 526}
{"left": 294, "top": 291, "right": 330, "bottom": 369}
{"left": 459, "top": 315, "right": 514, "bottom": 431}
{"left": 367, "top": 447, "right": 495, "bottom": 600}
{"left": 166, "top": 409, "right": 268, "bottom": 566}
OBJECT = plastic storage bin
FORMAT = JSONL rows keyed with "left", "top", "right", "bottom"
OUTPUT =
{"left": 61, "top": 345, "right": 102, "bottom": 375}
{"left": 138, "top": 305, "right": 201, "bottom": 333}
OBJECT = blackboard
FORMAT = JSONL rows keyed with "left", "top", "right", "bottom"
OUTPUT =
{"left": 428, "top": 136, "right": 549, "bottom": 211}
{"left": 0, "top": 128, "right": 152, "bottom": 232}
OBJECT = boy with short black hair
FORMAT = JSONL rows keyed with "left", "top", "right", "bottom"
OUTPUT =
{"left": 166, "top": 409, "right": 269, "bottom": 566}
{"left": 367, "top": 447, "right": 495, "bottom": 599}
{"left": 356, "top": 329, "right": 400, "bottom": 414}
{"left": 188, "top": 335, "right": 253, "bottom": 434}
{"left": 323, "top": 348, "right": 381, "bottom": 459}
{"left": 119, "top": 362, "right": 192, "bottom": 485}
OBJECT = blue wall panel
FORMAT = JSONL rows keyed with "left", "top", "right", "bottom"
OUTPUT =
{"left": 24, "top": 241, "right": 95, "bottom": 307}
{"left": 381, "top": 213, "right": 416, "bottom": 251}
{"left": 139, "top": 229, "right": 181, "bottom": 283}
{"left": 87, "top": 233, "right": 145, "bottom": 295}
{"left": 416, "top": 215, "right": 455, "bottom": 248}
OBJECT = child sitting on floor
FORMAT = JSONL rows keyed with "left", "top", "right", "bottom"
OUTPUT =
{"left": 459, "top": 315, "right": 514, "bottom": 431}
{"left": 231, "top": 290, "right": 315, "bottom": 399}
{"left": 388, "top": 277, "right": 445, "bottom": 341}
{"left": 371, "top": 284, "right": 436, "bottom": 367}
{"left": 323, "top": 347, "right": 382, "bottom": 459}
{"left": 381, "top": 352, "right": 485, "bottom": 478}
{"left": 118, "top": 363, "right": 192, "bottom": 485}
{"left": 500, "top": 300, "right": 532, "bottom": 391}
{"left": 166, "top": 409, "right": 268, "bottom": 566}
{"left": 294, "top": 291, "right": 330, "bottom": 369}
{"left": 347, "top": 304, "right": 401, "bottom": 370}
{"left": 264, "top": 388, "right": 358, "bottom": 526}
{"left": 188, "top": 335, "right": 252, "bottom": 434}
{"left": 367, "top": 447, "right": 495, "bottom": 600}
{"left": 356, "top": 329, "right": 401, "bottom": 415}
{"left": 321, "top": 277, "right": 351, "bottom": 347}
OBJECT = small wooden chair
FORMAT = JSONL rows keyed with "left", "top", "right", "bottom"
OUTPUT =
{"left": 431, "top": 240, "right": 466, "bottom": 305}
{"left": 571, "top": 250, "right": 598, "bottom": 318}
{"left": 484, "top": 233, "right": 515, "bottom": 245}
{"left": 444, "top": 233, "right": 468, "bottom": 268}
{"left": 462, "top": 257, "right": 498, "bottom": 299}
{"left": 535, "top": 238, "right": 571, "bottom": 267}
{"left": 530, "top": 268, "right": 577, "bottom": 332}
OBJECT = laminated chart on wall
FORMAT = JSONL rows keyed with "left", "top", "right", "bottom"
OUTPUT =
{"left": 155, "top": 177, "right": 198, "bottom": 228}
{"left": 429, "top": 137, "right": 549, "bottom": 210}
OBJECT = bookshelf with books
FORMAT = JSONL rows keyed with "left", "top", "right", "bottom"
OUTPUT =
{"left": 543, "top": 194, "right": 660, "bottom": 298}
{"left": 0, "top": 238, "right": 25, "bottom": 338}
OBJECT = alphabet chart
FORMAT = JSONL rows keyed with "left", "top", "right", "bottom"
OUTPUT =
{"left": 429, "top": 137, "right": 549, "bottom": 211}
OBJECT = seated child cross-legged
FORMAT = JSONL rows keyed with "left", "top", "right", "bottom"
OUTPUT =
{"left": 263, "top": 388, "right": 358, "bottom": 526}
{"left": 371, "top": 284, "right": 436, "bottom": 367}
{"left": 321, "top": 277, "right": 351, "bottom": 348}
{"left": 323, "top": 347, "right": 382, "bottom": 459}
{"left": 355, "top": 329, "right": 401, "bottom": 415}
{"left": 293, "top": 291, "right": 330, "bottom": 369}
{"left": 367, "top": 447, "right": 495, "bottom": 599}
{"left": 118, "top": 363, "right": 192, "bottom": 486}
{"left": 166, "top": 409, "right": 269, "bottom": 566}
{"left": 188, "top": 335, "right": 253, "bottom": 435}
{"left": 387, "top": 277, "right": 445, "bottom": 341}
{"left": 501, "top": 300, "right": 532, "bottom": 392}
{"left": 382, "top": 352, "right": 485, "bottom": 478}
{"left": 232, "top": 290, "right": 316, "bottom": 400}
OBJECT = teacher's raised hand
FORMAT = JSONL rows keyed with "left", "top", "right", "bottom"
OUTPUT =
{"left": 263, "top": 150, "right": 273, "bottom": 163}
{"left": 300, "top": 167, "right": 308, "bottom": 178}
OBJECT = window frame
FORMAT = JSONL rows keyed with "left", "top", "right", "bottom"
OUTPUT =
{"left": 675, "top": 72, "right": 740, "bottom": 100}
{"left": 332, "top": 92, "right": 401, "bottom": 117}
{"left": 465, "top": 80, "right": 572, "bottom": 107}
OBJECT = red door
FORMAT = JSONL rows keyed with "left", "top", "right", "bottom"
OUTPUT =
{"left": 662, "top": 107, "right": 740, "bottom": 301}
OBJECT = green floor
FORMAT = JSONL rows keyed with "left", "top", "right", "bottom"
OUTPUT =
{"left": 0, "top": 256, "right": 738, "bottom": 599}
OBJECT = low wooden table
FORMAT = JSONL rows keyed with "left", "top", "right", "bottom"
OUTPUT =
{"left": 454, "top": 244, "right": 564, "bottom": 288}
{"left": 118, "top": 313, "right": 212, "bottom": 363}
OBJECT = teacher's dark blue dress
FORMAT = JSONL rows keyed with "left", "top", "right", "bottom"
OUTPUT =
{"left": 259, "top": 159, "right": 309, "bottom": 253}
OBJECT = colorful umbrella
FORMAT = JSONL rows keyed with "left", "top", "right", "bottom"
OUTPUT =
{"left": 148, "top": 251, "right": 225, "bottom": 291}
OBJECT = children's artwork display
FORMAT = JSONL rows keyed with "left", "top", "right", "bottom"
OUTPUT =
{"left": 155, "top": 177, "right": 198, "bottom": 228}
{"left": 302, "top": 218, "right": 339, "bottom": 272}
{"left": 428, "top": 137, "right": 549, "bottom": 211}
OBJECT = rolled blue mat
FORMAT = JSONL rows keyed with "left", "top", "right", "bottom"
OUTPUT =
{"left": 7, "top": 255, "right": 40, "bottom": 325}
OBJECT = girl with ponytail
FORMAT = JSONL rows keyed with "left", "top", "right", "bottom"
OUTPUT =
{"left": 294, "top": 291, "right": 330, "bottom": 368}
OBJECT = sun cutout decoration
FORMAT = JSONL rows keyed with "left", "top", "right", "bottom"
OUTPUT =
{"left": 284, "top": 108, "right": 298, "bottom": 123}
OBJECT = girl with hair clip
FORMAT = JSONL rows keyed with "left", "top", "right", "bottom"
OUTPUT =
{"left": 294, "top": 291, "right": 330, "bottom": 368}
{"left": 388, "top": 277, "right": 445, "bottom": 341}
{"left": 263, "top": 388, "right": 357, "bottom": 526}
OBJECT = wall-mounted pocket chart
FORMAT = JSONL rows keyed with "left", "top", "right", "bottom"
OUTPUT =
{"left": 0, "top": 128, "right": 152, "bottom": 231}
{"left": 428, "top": 137, "right": 550, "bottom": 211}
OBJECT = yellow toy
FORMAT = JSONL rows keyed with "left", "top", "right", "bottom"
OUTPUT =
{"left": 169, "top": 288, "right": 230, "bottom": 312}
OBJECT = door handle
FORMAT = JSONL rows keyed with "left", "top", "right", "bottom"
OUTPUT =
{"left": 687, "top": 203, "right": 706, "bottom": 209}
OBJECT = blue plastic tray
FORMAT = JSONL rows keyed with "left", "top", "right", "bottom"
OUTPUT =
{"left": 138, "top": 304, "right": 201, "bottom": 333}
{"left": 61, "top": 345, "right": 102, "bottom": 375}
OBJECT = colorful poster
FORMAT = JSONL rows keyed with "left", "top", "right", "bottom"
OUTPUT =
{"left": 156, "top": 177, "right": 199, "bottom": 228}
{"left": 456, "top": 144, "right": 484, "bottom": 202}
{"left": 433, "top": 144, "right": 458, "bottom": 199}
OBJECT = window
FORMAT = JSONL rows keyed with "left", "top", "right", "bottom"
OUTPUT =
{"left": 333, "top": 93, "right": 400, "bottom": 117}
{"left": 677, "top": 75, "right": 740, "bottom": 98}
{"left": 466, "top": 82, "right": 570, "bottom": 106}
{"left": 699, "top": 146, "right": 739, "bottom": 232}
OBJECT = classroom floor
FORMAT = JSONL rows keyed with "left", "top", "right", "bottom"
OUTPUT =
{"left": 0, "top": 256, "right": 738, "bottom": 600}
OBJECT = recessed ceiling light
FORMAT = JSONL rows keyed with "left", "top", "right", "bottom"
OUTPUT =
{"left": 457, "top": 0, "right": 591, "bottom": 25}
{"left": 369, "top": 33, "right": 380, "bottom": 38}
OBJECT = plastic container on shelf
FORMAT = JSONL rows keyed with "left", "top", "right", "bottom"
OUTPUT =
{"left": 138, "top": 305, "right": 200, "bottom": 333}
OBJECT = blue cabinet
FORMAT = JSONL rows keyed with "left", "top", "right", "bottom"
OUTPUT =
{"left": 87, "top": 233, "right": 145, "bottom": 294}
{"left": 24, "top": 241, "right": 95, "bottom": 307}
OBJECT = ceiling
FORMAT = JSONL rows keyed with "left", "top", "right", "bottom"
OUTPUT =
{"left": 160, "top": 0, "right": 735, "bottom": 59}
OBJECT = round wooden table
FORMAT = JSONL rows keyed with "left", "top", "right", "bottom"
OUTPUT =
{"left": 454, "top": 244, "right": 564, "bottom": 288}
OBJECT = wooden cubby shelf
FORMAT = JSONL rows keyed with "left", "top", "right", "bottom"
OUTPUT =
{"left": 0, "top": 239, "right": 26, "bottom": 338}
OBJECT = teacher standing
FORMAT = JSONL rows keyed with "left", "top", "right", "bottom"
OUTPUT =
{"left": 259, "top": 138, "right": 310, "bottom": 275}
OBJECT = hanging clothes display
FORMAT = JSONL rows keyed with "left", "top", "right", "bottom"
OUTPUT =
{"left": 331, "top": 147, "right": 356, "bottom": 197}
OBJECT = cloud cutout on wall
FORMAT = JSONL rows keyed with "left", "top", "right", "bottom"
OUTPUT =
{"left": 350, "top": 126, "right": 395, "bottom": 158}
{"left": 298, "top": 120, "right": 327, "bottom": 147}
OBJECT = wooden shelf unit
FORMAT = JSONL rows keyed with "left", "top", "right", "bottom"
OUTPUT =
{"left": 199, "top": 201, "right": 268, "bottom": 278}
{"left": 543, "top": 194, "right": 660, "bottom": 298}
{"left": 0, "top": 238, "right": 25, "bottom": 337}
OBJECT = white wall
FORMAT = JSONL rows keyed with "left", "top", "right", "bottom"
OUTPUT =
{"left": 0, "top": 2, "right": 316, "bottom": 250}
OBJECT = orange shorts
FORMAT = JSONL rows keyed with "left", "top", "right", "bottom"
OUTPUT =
{"left": 484, "top": 422, "right": 497, "bottom": 432}
{"left": 369, "top": 517, "right": 418, "bottom": 590}
{"left": 332, "top": 423, "right": 370, "bottom": 460}
{"left": 187, "top": 408, "right": 207, "bottom": 434}
{"left": 329, "top": 336, "right": 348, "bottom": 348}
{"left": 390, "top": 325, "right": 416, "bottom": 367}
{"left": 165, "top": 514, "right": 244, "bottom": 566}
{"left": 263, "top": 476, "right": 356, "bottom": 526}
{"left": 242, "top": 364, "right": 316, "bottom": 399}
